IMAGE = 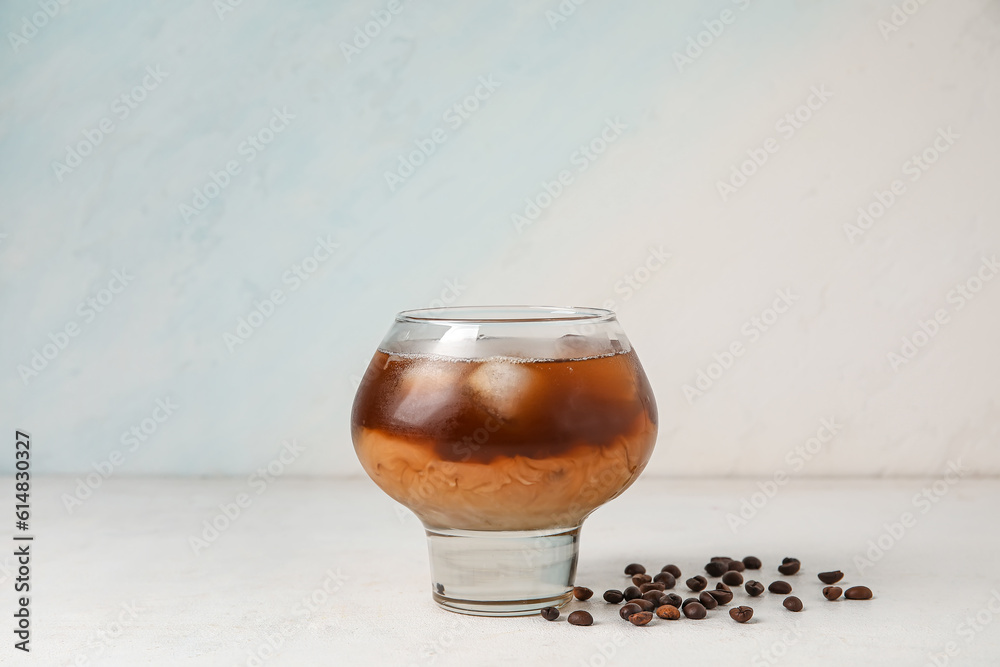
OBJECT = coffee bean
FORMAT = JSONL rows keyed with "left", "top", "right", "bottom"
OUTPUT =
{"left": 822, "top": 586, "right": 843, "bottom": 601}
{"left": 631, "top": 598, "right": 655, "bottom": 612}
{"left": 817, "top": 571, "right": 844, "bottom": 585}
{"left": 705, "top": 561, "right": 728, "bottom": 577}
{"left": 655, "top": 604, "right": 681, "bottom": 620}
{"left": 783, "top": 596, "right": 803, "bottom": 612}
{"left": 722, "top": 571, "right": 744, "bottom": 586}
{"left": 711, "top": 556, "right": 733, "bottom": 562}
{"left": 623, "top": 586, "right": 641, "bottom": 601}
{"left": 778, "top": 558, "right": 801, "bottom": 575}
{"left": 661, "top": 593, "right": 683, "bottom": 608}
{"left": 686, "top": 576, "right": 708, "bottom": 592}
{"left": 568, "top": 610, "right": 593, "bottom": 626}
{"left": 744, "top": 581, "right": 765, "bottom": 597}
{"left": 573, "top": 587, "right": 593, "bottom": 601}
{"left": 727, "top": 560, "right": 746, "bottom": 572}
{"left": 682, "top": 602, "right": 707, "bottom": 619}
{"left": 729, "top": 606, "right": 754, "bottom": 623}
{"left": 624, "top": 563, "right": 646, "bottom": 576}
{"left": 682, "top": 597, "right": 699, "bottom": 608}
{"left": 653, "top": 572, "right": 676, "bottom": 588}
{"left": 709, "top": 589, "right": 734, "bottom": 605}
{"left": 640, "top": 582, "right": 665, "bottom": 593}
{"left": 742, "top": 556, "right": 762, "bottom": 570}
{"left": 619, "top": 603, "right": 642, "bottom": 620}
{"left": 641, "top": 590, "right": 663, "bottom": 603}
{"left": 661, "top": 564, "right": 682, "bottom": 578}
{"left": 699, "top": 591, "right": 718, "bottom": 610}
{"left": 628, "top": 611, "right": 654, "bottom": 626}
{"left": 540, "top": 607, "right": 559, "bottom": 621}
{"left": 768, "top": 581, "right": 792, "bottom": 594}
{"left": 632, "top": 573, "right": 652, "bottom": 586}
{"left": 845, "top": 586, "right": 873, "bottom": 600}
{"left": 604, "top": 589, "right": 624, "bottom": 603}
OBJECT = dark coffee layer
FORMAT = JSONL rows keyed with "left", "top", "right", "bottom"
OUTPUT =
{"left": 352, "top": 349, "right": 657, "bottom": 464}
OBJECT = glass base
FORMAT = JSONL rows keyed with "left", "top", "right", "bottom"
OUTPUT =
{"left": 425, "top": 525, "right": 581, "bottom": 616}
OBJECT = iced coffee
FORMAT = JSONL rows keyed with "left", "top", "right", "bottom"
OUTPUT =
{"left": 352, "top": 339, "right": 657, "bottom": 530}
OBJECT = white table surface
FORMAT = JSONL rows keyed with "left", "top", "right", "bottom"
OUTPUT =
{"left": 13, "top": 476, "right": 1000, "bottom": 666}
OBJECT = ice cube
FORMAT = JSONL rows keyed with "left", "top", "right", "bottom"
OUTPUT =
{"left": 555, "top": 334, "right": 603, "bottom": 360}
{"left": 429, "top": 324, "right": 480, "bottom": 359}
{"left": 393, "top": 357, "right": 465, "bottom": 425}
{"left": 466, "top": 360, "right": 533, "bottom": 422}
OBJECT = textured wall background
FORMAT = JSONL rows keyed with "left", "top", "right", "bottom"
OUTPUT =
{"left": 1, "top": 0, "right": 998, "bottom": 477}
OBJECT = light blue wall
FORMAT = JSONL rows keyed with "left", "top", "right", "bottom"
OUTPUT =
{"left": 3, "top": 1, "right": 998, "bottom": 477}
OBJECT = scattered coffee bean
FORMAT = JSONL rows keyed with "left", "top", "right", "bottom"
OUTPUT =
{"left": 778, "top": 558, "right": 801, "bottom": 575}
{"left": 729, "top": 606, "right": 754, "bottom": 623}
{"left": 783, "top": 596, "right": 803, "bottom": 612}
{"left": 632, "top": 573, "right": 652, "bottom": 586}
{"left": 661, "top": 593, "right": 683, "bottom": 608}
{"left": 742, "top": 556, "right": 762, "bottom": 570}
{"left": 633, "top": 598, "right": 656, "bottom": 612}
{"left": 604, "top": 589, "right": 624, "bottom": 603}
{"left": 709, "top": 589, "right": 734, "bottom": 605}
{"left": 686, "top": 576, "right": 708, "bottom": 592}
{"left": 641, "top": 590, "right": 663, "bottom": 604}
{"left": 705, "top": 561, "right": 728, "bottom": 577}
{"left": 623, "top": 586, "right": 641, "bottom": 601}
{"left": 716, "top": 582, "right": 731, "bottom": 592}
{"left": 625, "top": 563, "right": 646, "bottom": 576}
{"left": 653, "top": 572, "right": 676, "bottom": 588}
{"left": 540, "top": 607, "right": 559, "bottom": 621}
{"left": 818, "top": 571, "right": 844, "bottom": 585}
{"left": 822, "top": 586, "right": 843, "bottom": 601}
{"left": 745, "top": 581, "right": 765, "bottom": 597}
{"left": 568, "top": 610, "right": 593, "bottom": 626}
{"left": 619, "top": 603, "right": 642, "bottom": 620}
{"left": 722, "top": 571, "right": 744, "bottom": 586}
{"left": 661, "top": 564, "right": 682, "bottom": 578}
{"left": 768, "top": 581, "right": 792, "bottom": 594}
{"left": 727, "top": 560, "right": 746, "bottom": 572}
{"left": 573, "top": 587, "right": 593, "bottom": 601}
{"left": 682, "top": 598, "right": 699, "bottom": 608}
{"left": 711, "top": 556, "right": 733, "bottom": 562}
{"left": 640, "top": 582, "right": 665, "bottom": 593}
{"left": 683, "top": 602, "right": 707, "bottom": 619}
{"left": 628, "top": 611, "right": 654, "bottom": 626}
{"left": 845, "top": 586, "right": 873, "bottom": 600}
{"left": 656, "top": 604, "right": 681, "bottom": 620}
{"left": 699, "top": 591, "right": 718, "bottom": 610}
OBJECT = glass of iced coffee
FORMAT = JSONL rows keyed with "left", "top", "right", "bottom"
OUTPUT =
{"left": 351, "top": 306, "right": 657, "bottom": 616}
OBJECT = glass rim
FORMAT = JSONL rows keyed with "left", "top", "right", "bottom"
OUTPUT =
{"left": 395, "top": 305, "right": 616, "bottom": 324}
